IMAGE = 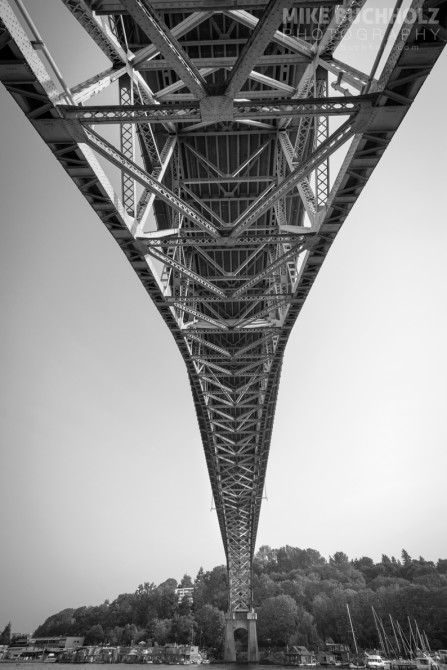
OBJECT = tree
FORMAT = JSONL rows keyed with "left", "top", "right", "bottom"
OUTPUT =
{"left": 179, "top": 574, "right": 193, "bottom": 588}
{"left": 253, "top": 573, "right": 279, "bottom": 606}
{"left": 134, "top": 583, "right": 157, "bottom": 626}
{"left": 276, "top": 546, "right": 307, "bottom": 572}
{"left": 380, "top": 555, "right": 400, "bottom": 578}
{"left": 253, "top": 546, "right": 277, "bottom": 574}
{"left": 311, "top": 588, "right": 357, "bottom": 645}
{"left": 195, "top": 567, "right": 205, "bottom": 583}
{"left": 275, "top": 546, "right": 325, "bottom": 572}
{"left": 257, "top": 594, "right": 298, "bottom": 647}
{"left": 288, "top": 608, "right": 321, "bottom": 648}
{"left": 402, "top": 549, "right": 412, "bottom": 566}
{"left": 194, "top": 566, "right": 228, "bottom": 612}
{"left": 304, "top": 549, "right": 327, "bottom": 568}
{"left": 194, "top": 605, "right": 225, "bottom": 652}
{"left": 136, "top": 583, "right": 156, "bottom": 596}
{"left": 34, "top": 608, "right": 76, "bottom": 636}
{"left": 107, "top": 626, "right": 124, "bottom": 645}
{"left": 159, "top": 578, "right": 178, "bottom": 590}
{"left": 352, "top": 556, "right": 383, "bottom": 583}
{"left": 311, "top": 592, "right": 334, "bottom": 641}
{"left": 71, "top": 605, "right": 103, "bottom": 634}
{"left": 280, "top": 579, "right": 306, "bottom": 605}
{"left": 122, "top": 623, "right": 139, "bottom": 646}
{"left": 0, "top": 622, "right": 11, "bottom": 645}
{"left": 330, "top": 552, "right": 350, "bottom": 567}
{"left": 171, "top": 614, "right": 195, "bottom": 644}
{"left": 158, "top": 590, "right": 177, "bottom": 620}
{"left": 177, "top": 596, "right": 192, "bottom": 616}
{"left": 85, "top": 624, "right": 105, "bottom": 645}
{"left": 152, "top": 619, "right": 172, "bottom": 646}
{"left": 27, "top": 547, "right": 447, "bottom": 652}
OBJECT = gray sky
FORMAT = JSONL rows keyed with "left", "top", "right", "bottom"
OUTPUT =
{"left": 1, "top": 0, "right": 447, "bottom": 635}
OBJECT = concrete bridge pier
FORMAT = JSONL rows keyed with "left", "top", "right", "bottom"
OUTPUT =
{"left": 224, "top": 610, "right": 258, "bottom": 663}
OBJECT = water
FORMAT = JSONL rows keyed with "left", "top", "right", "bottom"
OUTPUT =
{"left": 0, "top": 665, "right": 289, "bottom": 670}
{"left": 0, "top": 665, "right": 284, "bottom": 670}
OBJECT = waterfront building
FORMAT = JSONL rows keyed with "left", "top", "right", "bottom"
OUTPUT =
{"left": 318, "top": 643, "right": 352, "bottom": 665}
{"left": 29, "top": 636, "right": 84, "bottom": 651}
{"left": 317, "top": 650, "right": 338, "bottom": 666}
{"left": 285, "top": 646, "right": 317, "bottom": 666}
{"left": 6, "top": 635, "right": 84, "bottom": 660}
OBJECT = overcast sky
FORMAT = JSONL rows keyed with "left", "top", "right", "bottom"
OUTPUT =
{"left": 1, "top": 1, "right": 447, "bottom": 635}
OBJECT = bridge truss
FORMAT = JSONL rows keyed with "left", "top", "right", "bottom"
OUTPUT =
{"left": 0, "top": 0, "right": 445, "bottom": 614}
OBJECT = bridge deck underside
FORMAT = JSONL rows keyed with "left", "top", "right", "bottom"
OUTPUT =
{"left": 132, "top": 10, "right": 315, "bottom": 612}
{"left": 0, "top": 0, "right": 445, "bottom": 613}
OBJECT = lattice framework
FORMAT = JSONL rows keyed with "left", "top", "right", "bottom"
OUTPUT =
{"left": 0, "top": 0, "right": 445, "bottom": 612}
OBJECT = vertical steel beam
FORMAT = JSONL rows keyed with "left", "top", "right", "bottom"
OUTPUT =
{"left": 119, "top": 74, "right": 136, "bottom": 217}
{"left": 314, "top": 78, "right": 330, "bottom": 209}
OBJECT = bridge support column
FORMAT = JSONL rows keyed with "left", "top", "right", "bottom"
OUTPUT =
{"left": 224, "top": 610, "right": 258, "bottom": 663}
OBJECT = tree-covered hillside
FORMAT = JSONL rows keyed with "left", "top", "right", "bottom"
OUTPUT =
{"left": 32, "top": 548, "right": 447, "bottom": 653}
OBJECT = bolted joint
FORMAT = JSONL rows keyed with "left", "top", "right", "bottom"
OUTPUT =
{"left": 200, "top": 95, "right": 234, "bottom": 123}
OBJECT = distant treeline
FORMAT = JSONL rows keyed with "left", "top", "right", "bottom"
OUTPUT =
{"left": 10, "top": 548, "right": 447, "bottom": 653}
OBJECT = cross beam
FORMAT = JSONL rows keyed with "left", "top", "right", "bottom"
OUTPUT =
{"left": 60, "top": 95, "right": 372, "bottom": 123}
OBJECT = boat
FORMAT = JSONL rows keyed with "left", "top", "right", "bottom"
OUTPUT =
{"left": 390, "top": 660, "right": 416, "bottom": 670}
{"left": 43, "top": 654, "right": 57, "bottom": 664}
{"left": 366, "top": 655, "right": 386, "bottom": 669}
{"left": 414, "top": 656, "right": 439, "bottom": 670}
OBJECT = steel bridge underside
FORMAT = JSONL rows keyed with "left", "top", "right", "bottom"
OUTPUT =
{"left": 0, "top": 0, "right": 445, "bottom": 613}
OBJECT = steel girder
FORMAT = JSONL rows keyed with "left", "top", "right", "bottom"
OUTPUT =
{"left": 59, "top": 96, "right": 374, "bottom": 123}
{"left": 0, "top": 0, "right": 445, "bottom": 613}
